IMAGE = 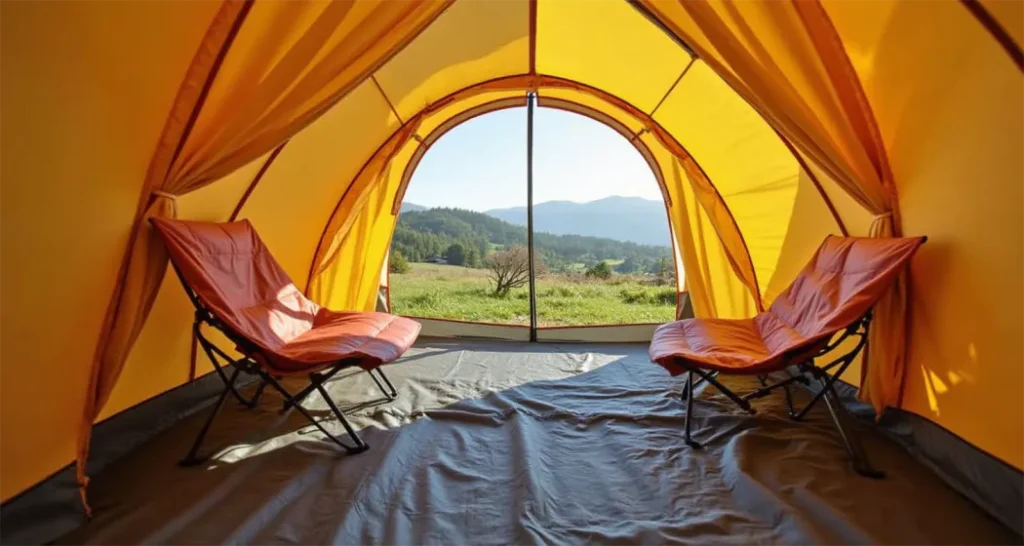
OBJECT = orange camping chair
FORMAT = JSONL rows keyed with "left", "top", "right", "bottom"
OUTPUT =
{"left": 650, "top": 235, "right": 926, "bottom": 477}
{"left": 151, "top": 218, "right": 421, "bottom": 465}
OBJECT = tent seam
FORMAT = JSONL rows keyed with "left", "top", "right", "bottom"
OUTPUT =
{"left": 228, "top": 140, "right": 289, "bottom": 222}
{"left": 648, "top": 56, "right": 695, "bottom": 119}
{"left": 371, "top": 75, "right": 405, "bottom": 125}
{"left": 959, "top": 0, "right": 1024, "bottom": 72}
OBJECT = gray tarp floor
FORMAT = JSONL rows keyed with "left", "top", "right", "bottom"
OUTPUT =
{"left": 62, "top": 339, "right": 1015, "bottom": 544}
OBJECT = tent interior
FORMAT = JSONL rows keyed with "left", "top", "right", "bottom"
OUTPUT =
{"left": 0, "top": 0, "right": 1021, "bottom": 543}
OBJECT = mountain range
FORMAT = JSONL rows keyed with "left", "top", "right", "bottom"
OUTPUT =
{"left": 401, "top": 196, "right": 670, "bottom": 246}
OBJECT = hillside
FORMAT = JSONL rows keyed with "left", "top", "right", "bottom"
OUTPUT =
{"left": 484, "top": 196, "right": 670, "bottom": 246}
{"left": 392, "top": 206, "right": 671, "bottom": 271}
{"left": 399, "top": 202, "right": 426, "bottom": 213}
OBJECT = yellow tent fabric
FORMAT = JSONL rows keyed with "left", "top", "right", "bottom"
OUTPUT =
{"left": 0, "top": 0, "right": 1021, "bottom": 505}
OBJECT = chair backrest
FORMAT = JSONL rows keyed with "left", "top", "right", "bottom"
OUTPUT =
{"left": 767, "top": 235, "right": 926, "bottom": 340}
{"left": 151, "top": 218, "right": 319, "bottom": 352}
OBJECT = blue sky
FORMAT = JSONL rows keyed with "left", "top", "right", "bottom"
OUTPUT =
{"left": 403, "top": 107, "right": 661, "bottom": 211}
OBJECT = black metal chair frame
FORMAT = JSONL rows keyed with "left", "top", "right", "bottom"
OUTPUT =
{"left": 677, "top": 310, "right": 884, "bottom": 478}
{"left": 167, "top": 262, "right": 398, "bottom": 467}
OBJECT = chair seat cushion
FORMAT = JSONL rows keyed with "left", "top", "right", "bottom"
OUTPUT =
{"left": 260, "top": 311, "right": 421, "bottom": 373}
{"left": 649, "top": 317, "right": 825, "bottom": 376}
{"left": 649, "top": 236, "right": 927, "bottom": 377}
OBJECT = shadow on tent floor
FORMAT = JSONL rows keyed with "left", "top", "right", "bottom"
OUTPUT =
{"left": 59, "top": 338, "right": 1015, "bottom": 545}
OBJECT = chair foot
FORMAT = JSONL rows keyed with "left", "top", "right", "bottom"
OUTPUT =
{"left": 246, "top": 379, "right": 269, "bottom": 409}
{"left": 853, "top": 463, "right": 886, "bottom": 479}
{"left": 344, "top": 443, "right": 371, "bottom": 455}
{"left": 368, "top": 367, "right": 398, "bottom": 400}
{"left": 684, "top": 438, "right": 703, "bottom": 449}
{"left": 819, "top": 377, "right": 885, "bottom": 480}
{"left": 734, "top": 398, "right": 757, "bottom": 415}
{"left": 178, "top": 455, "right": 209, "bottom": 467}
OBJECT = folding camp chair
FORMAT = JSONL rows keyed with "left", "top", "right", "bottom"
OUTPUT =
{"left": 650, "top": 235, "right": 926, "bottom": 477}
{"left": 151, "top": 218, "right": 421, "bottom": 466}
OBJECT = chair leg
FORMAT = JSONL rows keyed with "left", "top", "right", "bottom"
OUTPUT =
{"left": 281, "top": 383, "right": 316, "bottom": 413}
{"left": 368, "top": 367, "right": 398, "bottom": 400}
{"left": 819, "top": 377, "right": 885, "bottom": 479}
{"left": 743, "top": 372, "right": 810, "bottom": 403}
{"left": 683, "top": 370, "right": 702, "bottom": 449}
{"left": 680, "top": 370, "right": 717, "bottom": 399}
{"left": 262, "top": 372, "right": 369, "bottom": 455}
{"left": 314, "top": 381, "right": 369, "bottom": 454}
{"left": 246, "top": 378, "right": 269, "bottom": 409}
{"left": 783, "top": 383, "right": 798, "bottom": 418}
{"left": 695, "top": 369, "right": 757, "bottom": 415}
{"left": 281, "top": 362, "right": 351, "bottom": 412}
{"left": 180, "top": 367, "right": 240, "bottom": 466}
{"left": 197, "top": 328, "right": 259, "bottom": 409}
{"left": 282, "top": 360, "right": 358, "bottom": 411}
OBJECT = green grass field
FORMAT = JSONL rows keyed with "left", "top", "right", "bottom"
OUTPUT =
{"left": 390, "top": 263, "right": 676, "bottom": 326}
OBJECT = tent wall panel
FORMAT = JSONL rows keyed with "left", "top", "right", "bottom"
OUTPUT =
{"left": 537, "top": 324, "right": 660, "bottom": 343}
{"left": 0, "top": 0, "right": 222, "bottom": 502}
{"left": 790, "top": 148, "right": 877, "bottom": 236}
{"left": 651, "top": 146, "right": 758, "bottom": 320}
{"left": 826, "top": 0, "right": 1024, "bottom": 469}
{"left": 413, "top": 319, "right": 531, "bottom": 342}
{"left": 314, "top": 134, "right": 422, "bottom": 311}
{"left": 653, "top": 62, "right": 806, "bottom": 305}
{"left": 239, "top": 80, "right": 400, "bottom": 287}
{"left": 374, "top": 0, "right": 529, "bottom": 121}
{"left": 762, "top": 170, "right": 848, "bottom": 304}
{"left": 536, "top": 0, "right": 691, "bottom": 113}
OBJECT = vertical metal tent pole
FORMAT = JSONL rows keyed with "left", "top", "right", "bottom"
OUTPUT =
{"left": 527, "top": 92, "right": 538, "bottom": 341}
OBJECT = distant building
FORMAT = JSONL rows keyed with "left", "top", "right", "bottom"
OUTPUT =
{"left": 424, "top": 255, "right": 448, "bottom": 265}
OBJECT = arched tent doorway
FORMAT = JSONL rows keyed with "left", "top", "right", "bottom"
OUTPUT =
{"left": 305, "top": 73, "right": 847, "bottom": 335}
{"left": 384, "top": 98, "right": 687, "bottom": 342}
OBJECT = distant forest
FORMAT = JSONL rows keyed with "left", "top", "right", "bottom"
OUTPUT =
{"left": 392, "top": 207, "right": 672, "bottom": 273}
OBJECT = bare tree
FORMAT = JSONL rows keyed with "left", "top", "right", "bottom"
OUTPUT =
{"left": 485, "top": 245, "right": 545, "bottom": 296}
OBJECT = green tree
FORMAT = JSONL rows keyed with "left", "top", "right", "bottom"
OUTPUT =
{"left": 616, "top": 256, "right": 640, "bottom": 274}
{"left": 586, "top": 261, "right": 613, "bottom": 280}
{"left": 390, "top": 250, "right": 410, "bottom": 274}
{"left": 445, "top": 243, "right": 467, "bottom": 266}
{"left": 650, "top": 257, "right": 674, "bottom": 286}
{"left": 394, "top": 208, "right": 672, "bottom": 267}
{"left": 465, "top": 247, "right": 480, "bottom": 268}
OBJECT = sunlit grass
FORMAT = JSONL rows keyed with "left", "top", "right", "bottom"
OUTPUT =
{"left": 390, "top": 263, "right": 676, "bottom": 326}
